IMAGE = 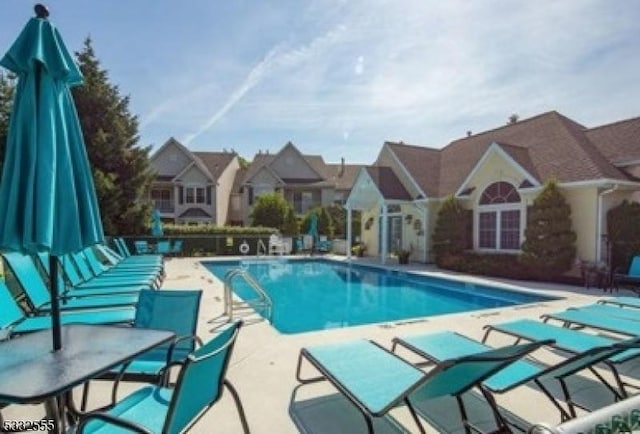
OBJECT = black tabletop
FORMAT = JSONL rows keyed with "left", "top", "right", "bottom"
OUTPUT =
{"left": 0, "top": 324, "right": 175, "bottom": 403}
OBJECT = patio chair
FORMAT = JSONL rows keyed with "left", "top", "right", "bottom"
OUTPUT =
{"left": 80, "top": 248, "right": 163, "bottom": 286}
{"left": 70, "top": 251, "right": 160, "bottom": 289}
{"left": 76, "top": 321, "right": 249, "bottom": 434}
{"left": 481, "top": 318, "right": 640, "bottom": 396}
{"left": 80, "top": 289, "right": 202, "bottom": 410}
{"left": 316, "top": 235, "right": 332, "bottom": 253}
{"left": 103, "top": 240, "right": 164, "bottom": 267}
{"left": 134, "top": 240, "right": 152, "bottom": 255}
{"left": 598, "top": 296, "right": 640, "bottom": 309}
{"left": 612, "top": 255, "right": 640, "bottom": 293}
{"left": 37, "top": 252, "right": 150, "bottom": 296}
{"left": 269, "top": 234, "right": 285, "bottom": 256}
{"left": 0, "top": 281, "right": 135, "bottom": 336}
{"left": 93, "top": 244, "right": 164, "bottom": 275}
{"left": 392, "top": 330, "right": 640, "bottom": 421}
{"left": 294, "top": 338, "right": 548, "bottom": 434}
{"left": 541, "top": 306, "right": 640, "bottom": 337}
{"left": 170, "top": 239, "right": 184, "bottom": 256}
{"left": 156, "top": 240, "right": 171, "bottom": 255}
{"left": 1, "top": 252, "right": 140, "bottom": 312}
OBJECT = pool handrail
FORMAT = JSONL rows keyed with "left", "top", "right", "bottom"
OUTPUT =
{"left": 223, "top": 268, "right": 273, "bottom": 323}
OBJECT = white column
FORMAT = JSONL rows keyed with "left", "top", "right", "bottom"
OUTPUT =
{"left": 346, "top": 206, "right": 352, "bottom": 260}
{"left": 381, "top": 204, "right": 388, "bottom": 265}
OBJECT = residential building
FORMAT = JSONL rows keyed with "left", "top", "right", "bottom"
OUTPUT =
{"left": 346, "top": 112, "right": 640, "bottom": 264}
{"left": 238, "top": 142, "right": 363, "bottom": 224}
{"left": 149, "top": 138, "right": 240, "bottom": 224}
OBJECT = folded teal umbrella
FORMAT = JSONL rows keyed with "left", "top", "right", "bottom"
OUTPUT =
{"left": 0, "top": 6, "right": 104, "bottom": 350}
{"left": 151, "top": 209, "right": 163, "bottom": 237}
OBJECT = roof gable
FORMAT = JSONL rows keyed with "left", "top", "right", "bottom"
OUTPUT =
{"left": 268, "top": 142, "right": 325, "bottom": 182}
{"left": 192, "top": 152, "right": 236, "bottom": 179}
{"left": 455, "top": 142, "right": 541, "bottom": 196}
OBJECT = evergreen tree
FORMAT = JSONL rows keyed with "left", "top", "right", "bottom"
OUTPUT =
{"left": 521, "top": 181, "right": 576, "bottom": 276}
{"left": 249, "top": 192, "right": 290, "bottom": 230}
{"left": 0, "top": 72, "right": 16, "bottom": 174}
{"left": 282, "top": 206, "right": 298, "bottom": 236}
{"left": 72, "top": 38, "right": 154, "bottom": 235}
{"left": 432, "top": 195, "right": 468, "bottom": 266}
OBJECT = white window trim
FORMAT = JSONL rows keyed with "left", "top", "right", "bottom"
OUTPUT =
{"left": 475, "top": 204, "right": 525, "bottom": 252}
{"left": 184, "top": 185, "right": 207, "bottom": 205}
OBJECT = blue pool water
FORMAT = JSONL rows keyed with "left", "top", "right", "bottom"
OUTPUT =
{"left": 203, "top": 259, "right": 557, "bottom": 334}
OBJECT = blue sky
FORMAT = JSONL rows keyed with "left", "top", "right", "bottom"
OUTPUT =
{"left": 1, "top": 1, "right": 639, "bottom": 164}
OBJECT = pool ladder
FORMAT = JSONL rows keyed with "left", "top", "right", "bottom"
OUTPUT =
{"left": 222, "top": 268, "right": 273, "bottom": 323}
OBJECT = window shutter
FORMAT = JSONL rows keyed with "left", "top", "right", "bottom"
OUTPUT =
{"left": 248, "top": 187, "right": 254, "bottom": 206}
{"left": 178, "top": 186, "right": 184, "bottom": 204}
{"left": 206, "top": 186, "right": 212, "bottom": 205}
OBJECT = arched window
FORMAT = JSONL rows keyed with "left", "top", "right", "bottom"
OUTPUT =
{"left": 478, "top": 182, "right": 521, "bottom": 250}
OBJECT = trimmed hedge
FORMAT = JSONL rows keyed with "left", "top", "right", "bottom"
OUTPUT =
{"left": 440, "top": 252, "right": 582, "bottom": 285}
{"left": 148, "top": 224, "right": 277, "bottom": 236}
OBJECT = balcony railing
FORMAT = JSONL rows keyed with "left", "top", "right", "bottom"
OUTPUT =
{"left": 153, "top": 200, "right": 174, "bottom": 213}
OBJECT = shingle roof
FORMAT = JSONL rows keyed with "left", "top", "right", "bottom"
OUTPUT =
{"left": 388, "top": 111, "right": 633, "bottom": 198}
{"left": 585, "top": 116, "right": 640, "bottom": 165}
{"left": 365, "top": 167, "right": 412, "bottom": 200}
{"left": 192, "top": 152, "right": 236, "bottom": 179}
{"left": 327, "top": 163, "right": 365, "bottom": 190}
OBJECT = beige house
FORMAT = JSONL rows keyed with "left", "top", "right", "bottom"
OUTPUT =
{"left": 149, "top": 138, "right": 240, "bottom": 224}
{"left": 346, "top": 112, "right": 640, "bottom": 264}
{"left": 238, "top": 142, "right": 362, "bottom": 224}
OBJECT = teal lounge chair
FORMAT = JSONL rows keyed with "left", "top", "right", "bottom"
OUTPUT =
{"left": 392, "top": 331, "right": 640, "bottom": 421}
{"left": 541, "top": 307, "right": 640, "bottom": 337}
{"left": 0, "top": 281, "right": 135, "bottom": 336}
{"left": 598, "top": 296, "right": 640, "bottom": 309}
{"left": 156, "top": 240, "right": 171, "bottom": 255}
{"left": 98, "top": 243, "right": 162, "bottom": 267}
{"left": 567, "top": 303, "right": 640, "bottom": 322}
{"left": 71, "top": 251, "right": 159, "bottom": 288}
{"left": 2, "top": 252, "right": 140, "bottom": 312}
{"left": 81, "top": 248, "right": 163, "bottom": 285}
{"left": 90, "top": 245, "right": 163, "bottom": 271}
{"left": 76, "top": 321, "right": 249, "bottom": 434}
{"left": 171, "top": 239, "right": 183, "bottom": 256}
{"left": 612, "top": 255, "right": 640, "bottom": 293}
{"left": 295, "top": 338, "right": 547, "bottom": 433}
{"left": 37, "top": 252, "right": 149, "bottom": 296}
{"left": 115, "top": 238, "right": 163, "bottom": 264}
{"left": 134, "top": 240, "right": 151, "bottom": 255}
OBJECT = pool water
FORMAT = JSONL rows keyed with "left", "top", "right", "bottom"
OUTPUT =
{"left": 203, "top": 259, "right": 557, "bottom": 334}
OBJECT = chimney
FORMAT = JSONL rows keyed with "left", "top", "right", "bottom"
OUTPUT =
{"left": 339, "top": 157, "right": 345, "bottom": 176}
{"left": 466, "top": 130, "right": 472, "bottom": 137}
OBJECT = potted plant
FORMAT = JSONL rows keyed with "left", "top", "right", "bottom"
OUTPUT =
{"left": 351, "top": 243, "right": 367, "bottom": 257}
{"left": 395, "top": 248, "right": 411, "bottom": 265}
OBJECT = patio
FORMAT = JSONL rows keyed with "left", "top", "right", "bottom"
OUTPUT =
{"left": 2, "top": 255, "right": 635, "bottom": 433}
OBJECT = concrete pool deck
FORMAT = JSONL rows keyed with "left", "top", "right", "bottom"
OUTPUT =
{"left": 3, "top": 255, "right": 638, "bottom": 433}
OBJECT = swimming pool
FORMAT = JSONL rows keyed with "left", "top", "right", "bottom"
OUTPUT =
{"left": 203, "top": 258, "right": 557, "bottom": 334}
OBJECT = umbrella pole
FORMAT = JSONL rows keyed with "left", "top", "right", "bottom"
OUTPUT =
{"left": 49, "top": 255, "right": 62, "bottom": 351}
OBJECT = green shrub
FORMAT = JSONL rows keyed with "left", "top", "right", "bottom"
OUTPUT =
{"left": 432, "top": 196, "right": 468, "bottom": 266}
{"left": 249, "top": 192, "right": 293, "bottom": 231}
{"left": 158, "top": 224, "right": 277, "bottom": 235}
{"left": 520, "top": 181, "right": 576, "bottom": 277}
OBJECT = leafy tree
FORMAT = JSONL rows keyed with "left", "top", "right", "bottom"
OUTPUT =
{"left": 325, "top": 204, "right": 361, "bottom": 239}
{"left": 520, "top": 181, "right": 576, "bottom": 276}
{"left": 249, "top": 192, "right": 292, "bottom": 231}
{"left": 0, "top": 72, "right": 16, "bottom": 174}
{"left": 301, "top": 207, "right": 333, "bottom": 237}
{"left": 432, "top": 195, "right": 469, "bottom": 266}
{"left": 607, "top": 200, "right": 640, "bottom": 271}
{"left": 72, "top": 38, "right": 154, "bottom": 235}
{"left": 282, "top": 206, "right": 298, "bottom": 236}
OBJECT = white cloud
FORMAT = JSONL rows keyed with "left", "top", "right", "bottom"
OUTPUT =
{"left": 139, "top": 0, "right": 640, "bottom": 161}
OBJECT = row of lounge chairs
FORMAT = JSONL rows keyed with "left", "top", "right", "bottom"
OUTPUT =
{"left": 293, "top": 297, "right": 640, "bottom": 433}
{"left": 0, "top": 239, "right": 250, "bottom": 433}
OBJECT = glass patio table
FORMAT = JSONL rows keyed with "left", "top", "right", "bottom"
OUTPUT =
{"left": 0, "top": 324, "right": 175, "bottom": 432}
